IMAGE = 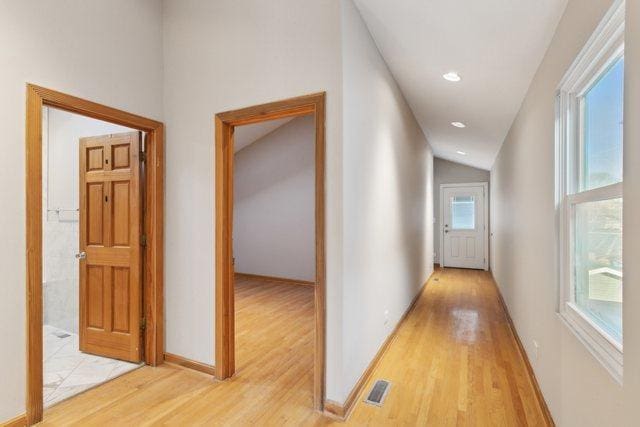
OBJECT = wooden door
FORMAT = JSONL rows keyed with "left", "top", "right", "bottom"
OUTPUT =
{"left": 79, "top": 132, "right": 142, "bottom": 362}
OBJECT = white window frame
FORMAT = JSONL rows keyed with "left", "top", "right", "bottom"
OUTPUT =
{"left": 555, "top": 0, "right": 625, "bottom": 384}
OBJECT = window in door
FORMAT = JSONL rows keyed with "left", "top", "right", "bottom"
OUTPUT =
{"left": 451, "top": 196, "right": 475, "bottom": 230}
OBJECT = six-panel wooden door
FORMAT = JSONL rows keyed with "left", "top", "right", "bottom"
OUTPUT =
{"left": 79, "top": 132, "right": 142, "bottom": 362}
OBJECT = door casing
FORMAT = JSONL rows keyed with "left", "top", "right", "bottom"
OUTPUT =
{"left": 439, "top": 182, "right": 489, "bottom": 270}
{"left": 25, "top": 84, "right": 164, "bottom": 425}
{"left": 214, "top": 93, "right": 326, "bottom": 410}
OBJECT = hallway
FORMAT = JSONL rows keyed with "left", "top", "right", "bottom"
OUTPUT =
{"left": 345, "top": 267, "right": 550, "bottom": 425}
{"left": 38, "top": 268, "right": 549, "bottom": 426}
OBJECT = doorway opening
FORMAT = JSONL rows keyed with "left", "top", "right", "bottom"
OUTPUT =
{"left": 233, "top": 113, "right": 316, "bottom": 405}
{"left": 215, "top": 93, "right": 326, "bottom": 410}
{"left": 26, "top": 85, "right": 164, "bottom": 425}
{"left": 42, "top": 108, "right": 144, "bottom": 407}
{"left": 439, "top": 182, "right": 489, "bottom": 270}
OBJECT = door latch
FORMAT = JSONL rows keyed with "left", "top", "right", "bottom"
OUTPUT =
{"left": 75, "top": 251, "right": 86, "bottom": 260}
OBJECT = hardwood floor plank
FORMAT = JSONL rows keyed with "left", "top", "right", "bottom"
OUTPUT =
{"left": 39, "top": 269, "right": 551, "bottom": 426}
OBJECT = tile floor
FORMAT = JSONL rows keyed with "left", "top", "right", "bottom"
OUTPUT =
{"left": 44, "top": 325, "right": 141, "bottom": 407}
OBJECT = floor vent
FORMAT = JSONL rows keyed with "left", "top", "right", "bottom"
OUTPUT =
{"left": 53, "top": 331, "right": 71, "bottom": 339}
{"left": 364, "top": 379, "right": 391, "bottom": 406}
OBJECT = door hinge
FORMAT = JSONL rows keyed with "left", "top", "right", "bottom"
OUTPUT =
{"left": 140, "top": 151, "right": 146, "bottom": 162}
{"left": 140, "top": 317, "right": 146, "bottom": 331}
{"left": 141, "top": 234, "right": 147, "bottom": 247}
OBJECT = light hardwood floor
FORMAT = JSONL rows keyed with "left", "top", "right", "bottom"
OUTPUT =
{"left": 39, "top": 269, "right": 550, "bottom": 426}
{"left": 345, "top": 268, "right": 550, "bottom": 426}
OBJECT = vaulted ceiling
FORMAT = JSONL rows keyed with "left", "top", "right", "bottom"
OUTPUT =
{"left": 353, "top": 0, "right": 568, "bottom": 170}
{"left": 234, "top": 117, "right": 294, "bottom": 152}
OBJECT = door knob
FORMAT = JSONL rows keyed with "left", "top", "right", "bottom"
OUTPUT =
{"left": 75, "top": 251, "right": 86, "bottom": 260}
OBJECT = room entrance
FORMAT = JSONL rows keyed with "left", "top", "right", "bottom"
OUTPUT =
{"left": 25, "top": 85, "right": 164, "bottom": 424}
{"left": 214, "top": 93, "right": 326, "bottom": 410}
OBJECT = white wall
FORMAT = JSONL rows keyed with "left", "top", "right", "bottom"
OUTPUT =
{"left": 43, "top": 108, "right": 134, "bottom": 334}
{"left": 490, "top": 0, "right": 640, "bottom": 424}
{"left": 233, "top": 115, "right": 315, "bottom": 282}
{"left": 339, "top": 0, "right": 434, "bottom": 403}
{"left": 0, "top": 0, "right": 163, "bottom": 420}
{"left": 161, "top": 0, "right": 345, "bottom": 392}
{"left": 433, "top": 157, "right": 490, "bottom": 263}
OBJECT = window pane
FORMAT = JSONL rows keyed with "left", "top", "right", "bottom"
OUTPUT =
{"left": 574, "top": 198, "right": 622, "bottom": 342}
{"left": 581, "top": 57, "right": 624, "bottom": 191}
{"left": 451, "top": 196, "right": 475, "bottom": 230}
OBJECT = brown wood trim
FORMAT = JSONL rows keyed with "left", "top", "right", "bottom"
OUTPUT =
{"left": 214, "top": 114, "right": 235, "bottom": 380}
{"left": 322, "top": 401, "right": 345, "bottom": 420}
{"left": 144, "top": 122, "right": 165, "bottom": 366}
{"left": 215, "top": 92, "right": 326, "bottom": 410}
{"left": 323, "top": 272, "right": 434, "bottom": 420}
{"left": 164, "top": 353, "right": 216, "bottom": 376}
{"left": 235, "top": 272, "right": 315, "bottom": 287}
{"left": 25, "top": 84, "right": 44, "bottom": 426}
{"left": 215, "top": 94, "right": 319, "bottom": 125}
{"left": 28, "top": 85, "right": 162, "bottom": 130}
{"left": 0, "top": 414, "right": 27, "bottom": 427}
{"left": 491, "top": 275, "right": 555, "bottom": 426}
{"left": 25, "top": 84, "right": 164, "bottom": 425}
{"left": 322, "top": 400, "right": 347, "bottom": 420}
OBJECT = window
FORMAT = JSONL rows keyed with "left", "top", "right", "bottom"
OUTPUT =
{"left": 581, "top": 58, "right": 624, "bottom": 191}
{"left": 451, "top": 196, "right": 475, "bottom": 230}
{"left": 574, "top": 198, "right": 622, "bottom": 342}
{"left": 556, "top": 0, "right": 624, "bottom": 383}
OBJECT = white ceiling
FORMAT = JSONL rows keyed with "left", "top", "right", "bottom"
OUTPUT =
{"left": 353, "top": 0, "right": 568, "bottom": 170}
{"left": 234, "top": 117, "right": 294, "bottom": 152}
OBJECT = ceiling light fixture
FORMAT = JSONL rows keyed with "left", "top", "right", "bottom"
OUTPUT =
{"left": 443, "top": 72, "right": 461, "bottom": 82}
{"left": 451, "top": 121, "right": 466, "bottom": 128}
{"left": 456, "top": 150, "right": 467, "bottom": 155}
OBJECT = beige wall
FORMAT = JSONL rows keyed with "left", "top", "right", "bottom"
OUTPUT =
{"left": 340, "top": 0, "right": 434, "bottom": 403}
{"left": 161, "top": 0, "right": 345, "bottom": 398}
{"left": 433, "top": 157, "right": 489, "bottom": 263}
{"left": 233, "top": 116, "right": 316, "bottom": 282}
{"left": 622, "top": 0, "right": 640, "bottom": 420}
{"left": 0, "top": 0, "right": 163, "bottom": 420}
{"left": 491, "top": 0, "right": 640, "bottom": 424}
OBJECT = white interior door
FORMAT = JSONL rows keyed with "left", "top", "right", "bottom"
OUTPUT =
{"left": 442, "top": 184, "right": 486, "bottom": 269}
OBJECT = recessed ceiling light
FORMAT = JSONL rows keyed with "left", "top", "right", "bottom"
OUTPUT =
{"left": 456, "top": 150, "right": 467, "bottom": 155}
{"left": 451, "top": 122, "right": 466, "bottom": 128}
{"left": 443, "top": 72, "right": 461, "bottom": 82}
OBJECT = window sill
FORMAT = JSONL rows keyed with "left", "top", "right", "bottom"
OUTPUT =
{"left": 558, "top": 303, "right": 623, "bottom": 385}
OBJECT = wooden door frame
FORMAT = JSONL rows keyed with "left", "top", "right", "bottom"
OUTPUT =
{"left": 25, "top": 84, "right": 164, "bottom": 425}
{"left": 438, "top": 181, "right": 489, "bottom": 270}
{"left": 214, "top": 93, "right": 326, "bottom": 410}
